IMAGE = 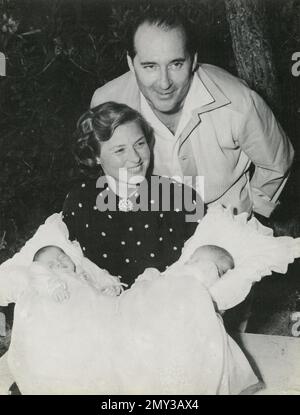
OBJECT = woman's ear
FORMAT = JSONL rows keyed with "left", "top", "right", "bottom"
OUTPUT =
{"left": 127, "top": 53, "right": 135, "bottom": 73}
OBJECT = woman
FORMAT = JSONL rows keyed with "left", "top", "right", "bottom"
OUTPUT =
{"left": 62, "top": 102, "right": 203, "bottom": 287}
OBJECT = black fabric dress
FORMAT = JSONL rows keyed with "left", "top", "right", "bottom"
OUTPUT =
{"left": 62, "top": 175, "right": 203, "bottom": 287}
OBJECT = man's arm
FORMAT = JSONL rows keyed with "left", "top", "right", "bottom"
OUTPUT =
{"left": 237, "top": 90, "right": 294, "bottom": 218}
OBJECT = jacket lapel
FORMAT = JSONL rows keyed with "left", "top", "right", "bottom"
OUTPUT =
{"left": 179, "top": 66, "right": 232, "bottom": 148}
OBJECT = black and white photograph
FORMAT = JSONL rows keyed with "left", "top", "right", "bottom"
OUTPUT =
{"left": 0, "top": 0, "right": 300, "bottom": 397}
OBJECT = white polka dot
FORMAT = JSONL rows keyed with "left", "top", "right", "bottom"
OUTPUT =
{"left": 121, "top": 241, "right": 126, "bottom": 245}
{"left": 82, "top": 247, "right": 86, "bottom": 251}
{"left": 100, "top": 192, "right": 103, "bottom": 197}
{"left": 103, "top": 253, "right": 107, "bottom": 258}
{"left": 175, "top": 208, "right": 180, "bottom": 212}
{"left": 71, "top": 212, "right": 75, "bottom": 216}
{"left": 125, "top": 258, "right": 130, "bottom": 263}
{"left": 136, "top": 241, "right": 141, "bottom": 246}
{"left": 81, "top": 183, "right": 86, "bottom": 188}
{"left": 169, "top": 228, "right": 173, "bottom": 232}
{"left": 144, "top": 224, "right": 149, "bottom": 229}
{"left": 78, "top": 203, "right": 82, "bottom": 208}
{"left": 173, "top": 246, "right": 178, "bottom": 250}
{"left": 93, "top": 205, "right": 97, "bottom": 210}
{"left": 160, "top": 213, "right": 164, "bottom": 218}
{"left": 85, "top": 223, "right": 89, "bottom": 228}
{"left": 150, "top": 199, "right": 155, "bottom": 204}
{"left": 108, "top": 214, "right": 112, "bottom": 219}
{"left": 159, "top": 237, "right": 163, "bottom": 241}
{"left": 101, "top": 232, "right": 106, "bottom": 236}
{"left": 150, "top": 253, "right": 155, "bottom": 257}
{"left": 129, "top": 227, "right": 133, "bottom": 231}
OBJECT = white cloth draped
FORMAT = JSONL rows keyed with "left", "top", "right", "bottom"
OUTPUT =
{"left": 0, "top": 206, "right": 299, "bottom": 394}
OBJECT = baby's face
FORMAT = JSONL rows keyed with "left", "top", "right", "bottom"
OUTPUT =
{"left": 187, "top": 247, "right": 232, "bottom": 277}
{"left": 37, "top": 247, "right": 75, "bottom": 273}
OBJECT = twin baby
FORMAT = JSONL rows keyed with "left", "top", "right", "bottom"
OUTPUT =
{"left": 32, "top": 245, "right": 122, "bottom": 302}
{"left": 34, "top": 243, "right": 234, "bottom": 303}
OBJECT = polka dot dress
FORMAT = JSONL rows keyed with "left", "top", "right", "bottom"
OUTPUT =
{"left": 62, "top": 176, "right": 201, "bottom": 287}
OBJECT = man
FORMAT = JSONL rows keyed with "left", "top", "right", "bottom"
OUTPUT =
{"left": 91, "top": 10, "right": 294, "bottom": 218}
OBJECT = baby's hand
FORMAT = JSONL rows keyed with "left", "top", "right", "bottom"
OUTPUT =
{"left": 100, "top": 285, "right": 121, "bottom": 297}
{"left": 47, "top": 278, "right": 70, "bottom": 303}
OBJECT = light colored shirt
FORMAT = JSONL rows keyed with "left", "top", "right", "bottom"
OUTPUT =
{"left": 140, "top": 74, "right": 213, "bottom": 190}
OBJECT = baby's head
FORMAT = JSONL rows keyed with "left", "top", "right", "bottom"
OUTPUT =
{"left": 33, "top": 245, "right": 76, "bottom": 273}
{"left": 186, "top": 244, "right": 234, "bottom": 277}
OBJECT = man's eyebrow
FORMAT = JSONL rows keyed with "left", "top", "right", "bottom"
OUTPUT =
{"left": 169, "top": 58, "right": 186, "bottom": 63}
{"left": 140, "top": 58, "right": 186, "bottom": 65}
{"left": 140, "top": 60, "right": 157, "bottom": 66}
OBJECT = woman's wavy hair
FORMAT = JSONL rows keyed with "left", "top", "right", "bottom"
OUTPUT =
{"left": 73, "top": 102, "right": 154, "bottom": 177}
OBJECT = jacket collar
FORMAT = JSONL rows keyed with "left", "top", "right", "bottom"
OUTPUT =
{"left": 179, "top": 66, "right": 232, "bottom": 143}
{"left": 194, "top": 65, "right": 231, "bottom": 114}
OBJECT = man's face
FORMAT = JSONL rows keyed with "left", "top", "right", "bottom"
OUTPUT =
{"left": 127, "top": 23, "right": 197, "bottom": 115}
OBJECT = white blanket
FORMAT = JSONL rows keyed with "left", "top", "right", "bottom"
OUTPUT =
{"left": 0, "top": 206, "right": 299, "bottom": 394}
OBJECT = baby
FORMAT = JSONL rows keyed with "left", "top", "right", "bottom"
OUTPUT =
{"left": 32, "top": 245, "right": 122, "bottom": 302}
{"left": 136, "top": 244, "right": 234, "bottom": 291}
{"left": 185, "top": 244, "right": 234, "bottom": 282}
{"left": 0, "top": 245, "right": 122, "bottom": 395}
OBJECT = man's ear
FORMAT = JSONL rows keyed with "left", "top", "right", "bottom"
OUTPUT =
{"left": 127, "top": 53, "right": 135, "bottom": 72}
{"left": 192, "top": 52, "right": 198, "bottom": 72}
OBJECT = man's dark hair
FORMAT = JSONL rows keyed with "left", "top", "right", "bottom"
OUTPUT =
{"left": 126, "top": 5, "right": 197, "bottom": 59}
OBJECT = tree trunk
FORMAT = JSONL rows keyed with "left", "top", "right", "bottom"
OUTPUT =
{"left": 225, "top": 0, "right": 280, "bottom": 112}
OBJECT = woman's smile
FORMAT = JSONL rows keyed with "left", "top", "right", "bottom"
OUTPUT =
{"left": 127, "top": 162, "right": 143, "bottom": 173}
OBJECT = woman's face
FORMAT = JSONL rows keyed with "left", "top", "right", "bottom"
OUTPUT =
{"left": 99, "top": 121, "right": 151, "bottom": 186}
